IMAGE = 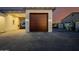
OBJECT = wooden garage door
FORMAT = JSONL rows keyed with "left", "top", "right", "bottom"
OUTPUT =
{"left": 30, "top": 13, "right": 48, "bottom": 32}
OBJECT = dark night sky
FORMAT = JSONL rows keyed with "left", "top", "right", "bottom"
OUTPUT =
{"left": 53, "top": 7, "right": 79, "bottom": 23}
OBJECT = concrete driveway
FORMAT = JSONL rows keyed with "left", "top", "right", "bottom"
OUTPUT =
{"left": 0, "top": 29, "right": 79, "bottom": 51}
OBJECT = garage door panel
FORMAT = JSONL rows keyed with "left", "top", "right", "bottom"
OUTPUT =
{"left": 30, "top": 13, "right": 48, "bottom": 32}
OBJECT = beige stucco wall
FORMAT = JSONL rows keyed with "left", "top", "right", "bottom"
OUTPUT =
{"left": 26, "top": 10, "right": 53, "bottom": 32}
{"left": 5, "top": 14, "right": 19, "bottom": 31}
{"left": 0, "top": 12, "right": 26, "bottom": 33}
{"left": 0, "top": 15, "right": 5, "bottom": 33}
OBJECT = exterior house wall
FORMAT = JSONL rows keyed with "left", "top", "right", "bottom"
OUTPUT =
{"left": 73, "top": 14, "right": 79, "bottom": 31}
{"left": 58, "top": 23, "right": 64, "bottom": 29}
{"left": 75, "top": 22, "right": 79, "bottom": 31}
{"left": 62, "top": 15, "right": 73, "bottom": 23}
{"left": 5, "top": 14, "right": 19, "bottom": 31}
{"left": 72, "top": 14, "right": 79, "bottom": 22}
{"left": 0, "top": 12, "right": 25, "bottom": 33}
{"left": 61, "top": 13, "right": 79, "bottom": 31}
{"left": 0, "top": 14, "right": 5, "bottom": 33}
{"left": 26, "top": 10, "right": 53, "bottom": 32}
{"left": 62, "top": 13, "right": 79, "bottom": 23}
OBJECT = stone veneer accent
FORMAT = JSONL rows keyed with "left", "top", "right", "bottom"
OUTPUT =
{"left": 25, "top": 10, "right": 53, "bottom": 32}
